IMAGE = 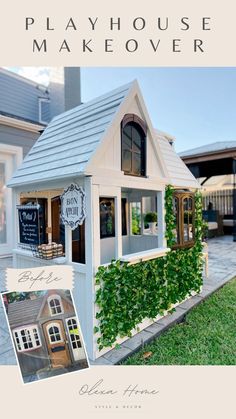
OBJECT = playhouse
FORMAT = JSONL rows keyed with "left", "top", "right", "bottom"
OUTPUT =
{"left": 6, "top": 290, "right": 88, "bottom": 377}
{"left": 8, "top": 81, "right": 201, "bottom": 360}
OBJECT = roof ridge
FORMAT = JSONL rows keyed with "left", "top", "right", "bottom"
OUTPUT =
{"left": 51, "top": 80, "right": 135, "bottom": 122}
{"left": 179, "top": 140, "right": 236, "bottom": 156}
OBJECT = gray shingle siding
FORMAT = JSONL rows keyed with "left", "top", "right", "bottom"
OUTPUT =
{"left": 0, "top": 125, "right": 40, "bottom": 157}
{"left": 0, "top": 70, "right": 49, "bottom": 124}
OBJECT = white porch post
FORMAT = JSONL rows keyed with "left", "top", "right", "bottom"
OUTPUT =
{"left": 65, "top": 226, "right": 72, "bottom": 263}
{"left": 92, "top": 183, "right": 101, "bottom": 271}
{"left": 84, "top": 176, "right": 98, "bottom": 360}
{"left": 47, "top": 197, "right": 52, "bottom": 244}
{"left": 157, "top": 189, "right": 166, "bottom": 248}
{"left": 115, "top": 188, "right": 122, "bottom": 259}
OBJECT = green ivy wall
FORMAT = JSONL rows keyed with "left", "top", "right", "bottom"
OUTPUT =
{"left": 95, "top": 185, "right": 204, "bottom": 351}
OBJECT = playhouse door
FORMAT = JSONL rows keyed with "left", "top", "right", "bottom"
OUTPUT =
{"left": 43, "top": 320, "right": 71, "bottom": 368}
{"left": 66, "top": 317, "right": 85, "bottom": 361}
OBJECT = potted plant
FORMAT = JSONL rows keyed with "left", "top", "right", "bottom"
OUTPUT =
{"left": 144, "top": 212, "right": 157, "bottom": 234}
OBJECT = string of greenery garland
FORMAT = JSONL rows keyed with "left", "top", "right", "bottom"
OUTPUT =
{"left": 94, "top": 185, "right": 204, "bottom": 351}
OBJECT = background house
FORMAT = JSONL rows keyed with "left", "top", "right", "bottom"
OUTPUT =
{"left": 0, "top": 67, "right": 81, "bottom": 257}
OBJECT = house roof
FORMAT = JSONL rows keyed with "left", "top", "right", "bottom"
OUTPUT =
{"left": 179, "top": 141, "right": 236, "bottom": 158}
{"left": 8, "top": 296, "right": 44, "bottom": 327}
{"left": 8, "top": 80, "right": 199, "bottom": 189}
{"left": 157, "top": 132, "right": 200, "bottom": 188}
{"left": 8, "top": 82, "right": 133, "bottom": 187}
{"left": 7, "top": 290, "right": 74, "bottom": 328}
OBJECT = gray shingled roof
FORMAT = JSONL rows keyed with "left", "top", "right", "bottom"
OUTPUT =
{"left": 8, "top": 297, "right": 44, "bottom": 327}
{"left": 8, "top": 82, "right": 133, "bottom": 187}
{"left": 158, "top": 135, "right": 200, "bottom": 188}
{"left": 179, "top": 141, "right": 236, "bottom": 158}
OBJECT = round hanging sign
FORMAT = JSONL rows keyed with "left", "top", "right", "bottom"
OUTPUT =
{"left": 60, "top": 184, "right": 86, "bottom": 230}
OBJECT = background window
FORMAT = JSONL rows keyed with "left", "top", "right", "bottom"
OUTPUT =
{"left": 38, "top": 98, "right": 51, "bottom": 124}
{"left": 100, "top": 198, "right": 115, "bottom": 238}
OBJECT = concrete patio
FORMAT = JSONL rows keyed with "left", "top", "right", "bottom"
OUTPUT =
{"left": 0, "top": 236, "right": 235, "bottom": 367}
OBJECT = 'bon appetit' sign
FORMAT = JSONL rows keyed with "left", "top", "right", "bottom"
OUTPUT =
{"left": 60, "top": 183, "right": 86, "bottom": 230}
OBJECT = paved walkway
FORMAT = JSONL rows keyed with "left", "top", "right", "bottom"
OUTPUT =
{"left": 0, "top": 236, "right": 236, "bottom": 366}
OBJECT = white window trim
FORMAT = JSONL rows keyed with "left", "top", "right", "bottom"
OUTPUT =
{"left": 13, "top": 325, "right": 42, "bottom": 353}
{"left": 47, "top": 294, "right": 64, "bottom": 316}
{"left": 38, "top": 97, "right": 50, "bottom": 125}
{"left": 46, "top": 322, "right": 63, "bottom": 344}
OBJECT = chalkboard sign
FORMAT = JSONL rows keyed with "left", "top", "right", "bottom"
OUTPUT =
{"left": 17, "top": 205, "right": 40, "bottom": 245}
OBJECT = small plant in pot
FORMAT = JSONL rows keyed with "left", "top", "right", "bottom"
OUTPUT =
{"left": 144, "top": 212, "right": 157, "bottom": 234}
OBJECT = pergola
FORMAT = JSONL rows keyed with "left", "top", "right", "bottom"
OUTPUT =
{"left": 180, "top": 142, "right": 236, "bottom": 241}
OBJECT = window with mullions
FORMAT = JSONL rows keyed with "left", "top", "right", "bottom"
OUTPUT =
{"left": 47, "top": 324, "right": 63, "bottom": 343}
{"left": 121, "top": 115, "right": 146, "bottom": 177}
{"left": 173, "top": 191, "right": 195, "bottom": 248}
{"left": 48, "top": 295, "right": 63, "bottom": 316}
{"left": 67, "top": 318, "right": 82, "bottom": 349}
{"left": 100, "top": 198, "right": 115, "bottom": 239}
{"left": 13, "top": 326, "right": 41, "bottom": 352}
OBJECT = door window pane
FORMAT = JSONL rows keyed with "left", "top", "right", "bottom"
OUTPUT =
{"left": 48, "top": 325, "right": 62, "bottom": 343}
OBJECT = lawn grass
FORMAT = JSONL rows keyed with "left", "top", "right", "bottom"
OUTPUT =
{"left": 123, "top": 278, "right": 236, "bottom": 365}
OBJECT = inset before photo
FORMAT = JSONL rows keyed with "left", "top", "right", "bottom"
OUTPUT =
{"left": 2, "top": 289, "right": 89, "bottom": 383}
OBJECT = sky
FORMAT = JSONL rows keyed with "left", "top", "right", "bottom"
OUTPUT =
{"left": 4, "top": 66, "right": 236, "bottom": 153}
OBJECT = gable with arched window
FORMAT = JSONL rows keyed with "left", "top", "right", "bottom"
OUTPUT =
{"left": 47, "top": 294, "right": 64, "bottom": 316}
{"left": 121, "top": 114, "right": 147, "bottom": 177}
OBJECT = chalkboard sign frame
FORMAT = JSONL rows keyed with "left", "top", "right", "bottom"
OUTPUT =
{"left": 17, "top": 204, "right": 40, "bottom": 246}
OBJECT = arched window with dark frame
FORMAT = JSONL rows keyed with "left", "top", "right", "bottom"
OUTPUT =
{"left": 121, "top": 114, "right": 147, "bottom": 177}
